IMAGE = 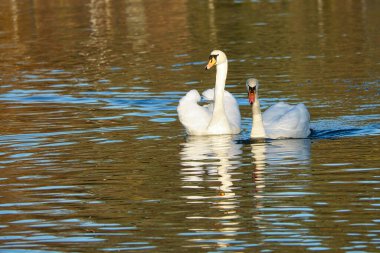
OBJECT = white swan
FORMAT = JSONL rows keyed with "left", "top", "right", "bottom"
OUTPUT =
{"left": 246, "top": 78, "right": 311, "bottom": 139}
{"left": 177, "top": 50, "right": 241, "bottom": 135}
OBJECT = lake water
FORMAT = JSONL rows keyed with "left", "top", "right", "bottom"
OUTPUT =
{"left": 0, "top": 0, "right": 379, "bottom": 252}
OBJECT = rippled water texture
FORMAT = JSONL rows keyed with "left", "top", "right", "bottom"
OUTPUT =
{"left": 0, "top": 0, "right": 379, "bottom": 252}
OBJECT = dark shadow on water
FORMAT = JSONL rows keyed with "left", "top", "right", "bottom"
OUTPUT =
{"left": 237, "top": 123, "right": 380, "bottom": 144}
{"left": 310, "top": 128, "right": 359, "bottom": 139}
{"left": 309, "top": 122, "right": 380, "bottom": 139}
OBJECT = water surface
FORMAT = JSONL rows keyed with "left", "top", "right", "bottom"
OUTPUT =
{"left": 0, "top": 0, "right": 379, "bottom": 252}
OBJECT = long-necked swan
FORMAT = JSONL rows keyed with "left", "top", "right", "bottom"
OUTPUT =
{"left": 247, "top": 78, "right": 310, "bottom": 139}
{"left": 177, "top": 50, "right": 241, "bottom": 135}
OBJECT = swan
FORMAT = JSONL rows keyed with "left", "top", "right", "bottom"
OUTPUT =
{"left": 177, "top": 50, "right": 241, "bottom": 135}
{"left": 246, "top": 78, "right": 311, "bottom": 139}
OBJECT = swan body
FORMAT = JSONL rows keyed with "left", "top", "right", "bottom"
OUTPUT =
{"left": 177, "top": 50, "right": 241, "bottom": 135}
{"left": 247, "top": 78, "right": 310, "bottom": 139}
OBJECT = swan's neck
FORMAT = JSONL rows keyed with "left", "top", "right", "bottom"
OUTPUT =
{"left": 213, "top": 62, "right": 227, "bottom": 112}
{"left": 208, "top": 62, "right": 230, "bottom": 133}
{"left": 250, "top": 93, "right": 266, "bottom": 139}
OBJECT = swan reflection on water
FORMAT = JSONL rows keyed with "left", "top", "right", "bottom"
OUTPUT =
{"left": 179, "top": 136, "right": 313, "bottom": 249}
{"left": 179, "top": 135, "right": 243, "bottom": 245}
{"left": 180, "top": 135, "right": 243, "bottom": 200}
{"left": 250, "top": 138, "right": 311, "bottom": 209}
{"left": 249, "top": 138, "right": 315, "bottom": 248}
{"left": 180, "top": 136, "right": 311, "bottom": 206}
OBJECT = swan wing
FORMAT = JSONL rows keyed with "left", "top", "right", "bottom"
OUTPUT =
{"left": 201, "top": 88, "right": 214, "bottom": 101}
{"left": 263, "top": 102, "right": 310, "bottom": 138}
{"left": 223, "top": 90, "right": 241, "bottom": 133}
{"left": 177, "top": 90, "right": 212, "bottom": 135}
{"left": 201, "top": 88, "right": 241, "bottom": 133}
{"left": 262, "top": 102, "right": 293, "bottom": 125}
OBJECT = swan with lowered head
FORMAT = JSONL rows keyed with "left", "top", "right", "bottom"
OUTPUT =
{"left": 177, "top": 50, "right": 241, "bottom": 135}
{"left": 247, "top": 78, "right": 310, "bottom": 139}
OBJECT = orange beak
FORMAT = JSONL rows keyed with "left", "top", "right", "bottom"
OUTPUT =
{"left": 205, "top": 57, "right": 216, "bottom": 70}
{"left": 248, "top": 90, "right": 256, "bottom": 105}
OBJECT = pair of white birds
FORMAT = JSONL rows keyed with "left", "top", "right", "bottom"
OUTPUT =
{"left": 177, "top": 50, "right": 311, "bottom": 139}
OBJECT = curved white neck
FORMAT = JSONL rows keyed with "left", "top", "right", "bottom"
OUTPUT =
{"left": 250, "top": 92, "right": 266, "bottom": 139}
{"left": 213, "top": 61, "right": 228, "bottom": 111}
{"left": 208, "top": 61, "right": 230, "bottom": 132}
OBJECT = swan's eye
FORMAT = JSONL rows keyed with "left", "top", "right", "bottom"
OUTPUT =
{"left": 209, "top": 54, "right": 218, "bottom": 61}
